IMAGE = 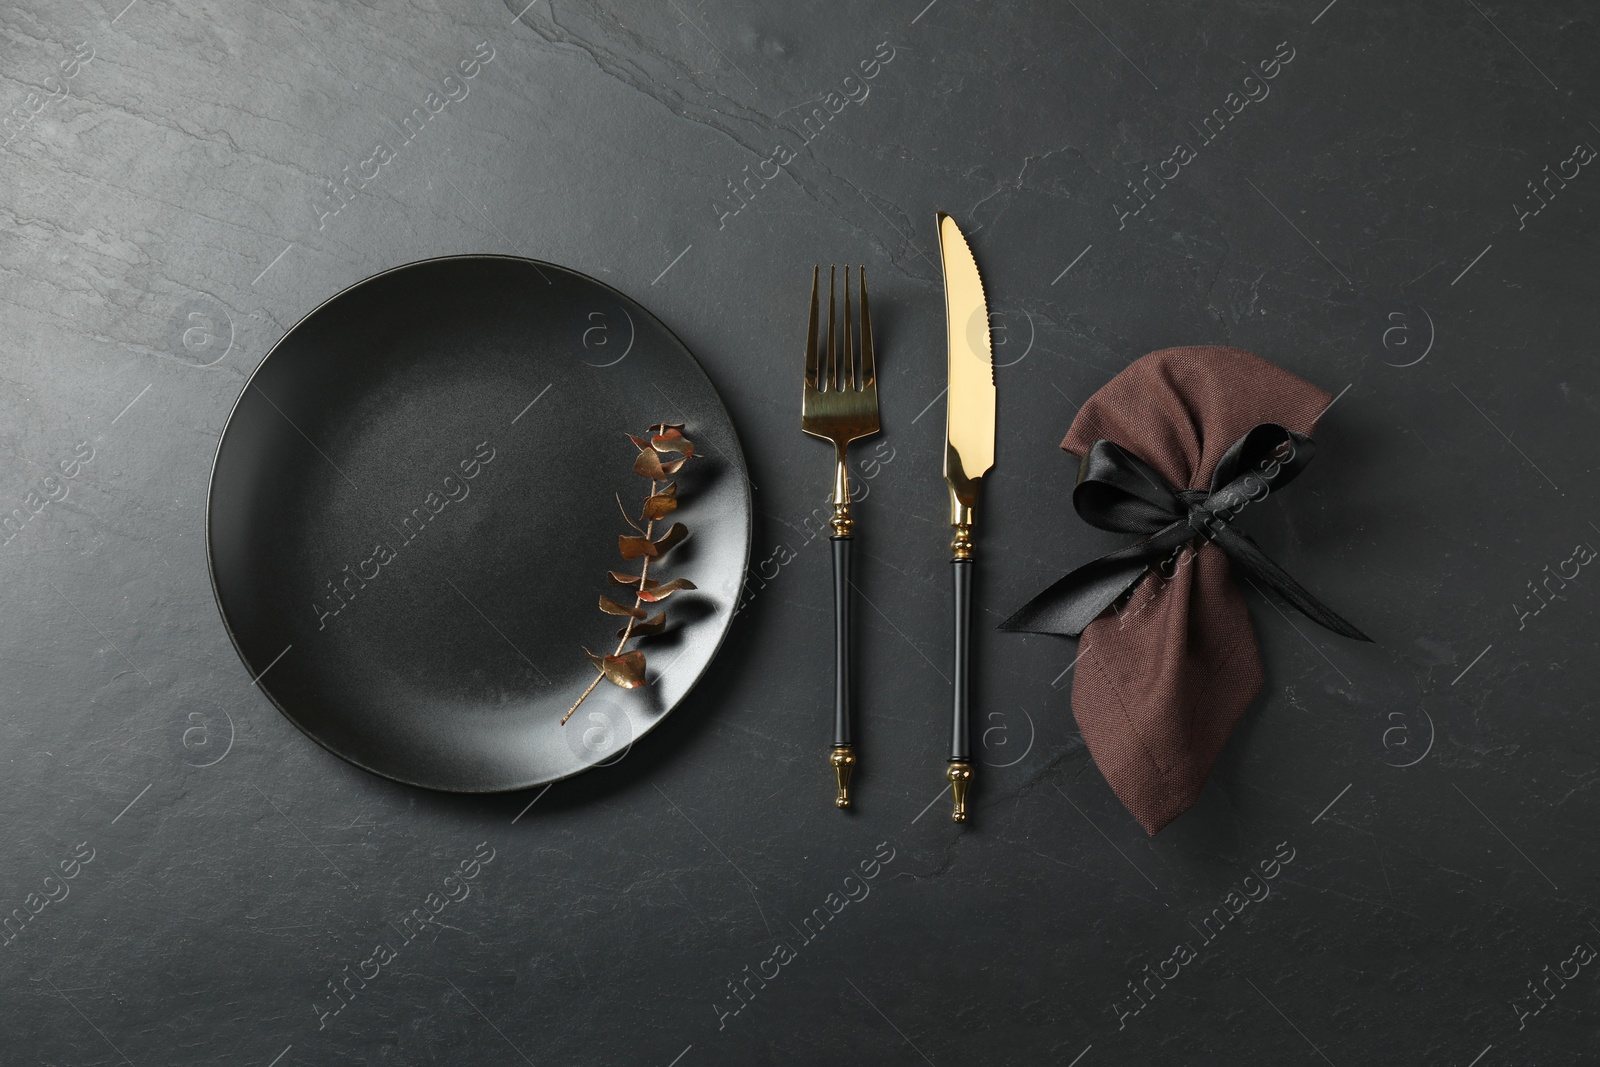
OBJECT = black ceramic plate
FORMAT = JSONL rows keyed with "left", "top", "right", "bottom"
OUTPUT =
{"left": 207, "top": 256, "right": 751, "bottom": 791}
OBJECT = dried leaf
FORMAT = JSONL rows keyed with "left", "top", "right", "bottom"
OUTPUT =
{"left": 598, "top": 595, "right": 648, "bottom": 619}
{"left": 642, "top": 482, "right": 678, "bottom": 520}
{"left": 607, "top": 570, "right": 644, "bottom": 588}
{"left": 619, "top": 533, "right": 657, "bottom": 560}
{"left": 638, "top": 577, "right": 697, "bottom": 603}
{"left": 648, "top": 422, "right": 686, "bottom": 434}
{"left": 654, "top": 437, "right": 695, "bottom": 458}
{"left": 586, "top": 649, "right": 647, "bottom": 689}
{"left": 627, "top": 434, "right": 652, "bottom": 451}
{"left": 650, "top": 427, "right": 697, "bottom": 458}
{"left": 633, "top": 449, "right": 662, "bottom": 479}
{"left": 634, "top": 449, "right": 687, "bottom": 480}
{"left": 618, "top": 612, "right": 668, "bottom": 639}
{"left": 652, "top": 522, "right": 689, "bottom": 558}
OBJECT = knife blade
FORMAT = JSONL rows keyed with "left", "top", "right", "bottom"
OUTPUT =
{"left": 937, "top": 211, "right": 995, "bottom": 824}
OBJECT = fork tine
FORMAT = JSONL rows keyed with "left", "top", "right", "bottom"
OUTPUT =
{"left": 843, "top": 265, "right": 855, "bottom": 391}
{"left": 858, "top": 265, "right": 875, "bottom": 389}
{"left": 804, "top": 265, "right": 819, "bottom": 389}
{"left": 826, "top": 265, "right": 837, "bottom": 392}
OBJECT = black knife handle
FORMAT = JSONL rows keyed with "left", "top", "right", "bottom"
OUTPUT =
{"left": 949, "top": 557, "right": 974, "bottom": 822}
{"left": 830, "top": 535, "right": 856, "bottom": 809}
{"left": 950, "top": 557, "right": 972, "bottom": 760}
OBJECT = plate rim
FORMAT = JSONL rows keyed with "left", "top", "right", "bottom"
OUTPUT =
{"left": 204, "top": 253, "right": 753, "bottom": 793}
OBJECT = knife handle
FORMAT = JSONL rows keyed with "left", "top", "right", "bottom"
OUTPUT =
{"left": 949, "top": 554, "right": 974, "bottom": 822}
{"left": 830, "top": 534, "right": 855, "bottom": 809}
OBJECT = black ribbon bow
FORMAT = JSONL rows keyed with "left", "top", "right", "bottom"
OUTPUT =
{"left": 999, "top": 423, "right": 1370, "bottom": 641}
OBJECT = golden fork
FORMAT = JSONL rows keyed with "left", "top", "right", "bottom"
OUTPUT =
{"left": 800, "top": 265, "right": 880, "bottom": 810}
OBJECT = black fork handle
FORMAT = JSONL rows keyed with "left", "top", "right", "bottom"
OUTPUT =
{"left": 829, "top": 535, "right": 857, "bottom": 809}
{"left": 832, "top": 535, "right": 853, "bottom": 747}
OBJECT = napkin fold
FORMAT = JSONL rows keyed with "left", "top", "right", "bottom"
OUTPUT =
{"left": 1003, "top": 346, "right": 1357, "bottom": 835}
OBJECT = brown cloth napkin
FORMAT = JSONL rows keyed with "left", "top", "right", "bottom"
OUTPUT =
{"left": 1048, "top": 346, "right": 1334, "bottom": 835}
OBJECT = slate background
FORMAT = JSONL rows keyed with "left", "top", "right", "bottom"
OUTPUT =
{"left": 2, "top": 0, "right": 1597, "bottom": 1064}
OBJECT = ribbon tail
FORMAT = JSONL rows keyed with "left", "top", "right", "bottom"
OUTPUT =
{"left": 1210, "top": 525, "right": 1372, "bottom": 642}
{"left": 999, "top": 527, "right": 1190, "bottom": 636}
{"left": 998, "top": 555, "right": 1148, "bottom": 637}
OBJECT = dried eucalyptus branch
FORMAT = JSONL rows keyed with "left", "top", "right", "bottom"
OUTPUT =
{"left": 562, "top": 423, "right": 698, "bottom": 725}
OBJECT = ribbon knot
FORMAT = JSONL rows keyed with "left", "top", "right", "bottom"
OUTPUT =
{"left": 1181, "top": 491, "right": 1226, "bottom": 538}
{"left": 999, "top": 422, "right": 1370, "bottom": 642}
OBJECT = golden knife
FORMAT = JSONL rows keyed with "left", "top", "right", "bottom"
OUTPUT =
{"left": 937, "top": 212, "right": 995, "bottom": 824}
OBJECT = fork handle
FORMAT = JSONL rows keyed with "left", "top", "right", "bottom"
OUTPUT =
{"left": 830, "top": 534, "right": 856, "bottom": 808}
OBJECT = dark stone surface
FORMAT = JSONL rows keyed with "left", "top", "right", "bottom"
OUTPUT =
{"left": 2, "top": 0, "right": 1596, "bottom": 1063}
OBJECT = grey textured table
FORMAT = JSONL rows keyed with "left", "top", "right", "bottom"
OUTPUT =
{"left": 2, "top": 0, "right": 1597, "bottom": 1064}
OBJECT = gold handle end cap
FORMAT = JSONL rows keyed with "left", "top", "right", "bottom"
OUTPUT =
{"left": 948, "top": 761, "right": 973, "bottom": 823}
{"left": 831, "top": 746, "right": 856, "bottom": 809}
